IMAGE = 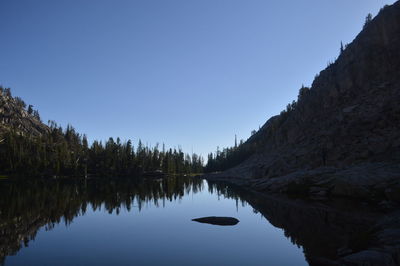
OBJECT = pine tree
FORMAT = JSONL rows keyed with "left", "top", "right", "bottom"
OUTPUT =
{"left": 364, "top": 13, "right": 372, "bottom": 29}
{"left": 27, "top": 105, "right": 34, "bottom": 115}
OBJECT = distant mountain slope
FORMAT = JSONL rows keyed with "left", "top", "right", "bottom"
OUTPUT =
{"left": 208, "top": 1, "right": 400, "bottom": 181}
{"left": 0, "top": 88, "right": 49, "bottom": 137}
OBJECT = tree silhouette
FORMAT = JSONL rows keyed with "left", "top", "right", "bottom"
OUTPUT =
{"left": 364, "top": 13, "right": 372, "bottom": 29}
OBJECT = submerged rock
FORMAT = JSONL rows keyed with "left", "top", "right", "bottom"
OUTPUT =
{"left": 341, "top": 250, "right": 395, "bottom": 266}
{"left": 192, "top": 216, "right": 239, "bottom": 226}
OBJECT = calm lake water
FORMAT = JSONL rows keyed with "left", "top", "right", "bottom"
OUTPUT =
{"left": 0, "top": 177, "right": 378, "bottom": 265}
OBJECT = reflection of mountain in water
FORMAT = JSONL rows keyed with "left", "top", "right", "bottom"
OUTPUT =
{"left": 207, "top": 181, "right": 386, "bottom": 265}
{"left": 0, "top": 177, "right": 386, "bottom": 265}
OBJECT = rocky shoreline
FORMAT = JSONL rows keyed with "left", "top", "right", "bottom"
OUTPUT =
{"left": 201, "top": 166, "right": 400, "bottom": 266}
{"left": 204, "top": 162, "right": 400, "bottom": 201}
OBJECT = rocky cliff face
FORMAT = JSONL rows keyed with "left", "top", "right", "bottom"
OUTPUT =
{"left": 211, "top": 2, "right": 400, "bottom": 184}
{"left": 0, "top": 89, "right": 49, "bottom": 137}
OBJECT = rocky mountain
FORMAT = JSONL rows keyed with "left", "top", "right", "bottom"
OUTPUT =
{"left": 203, "top": 4, "right": 400, "bottom": 264}
{"left": 205, "top": 2, "right": 400, "bottom": 198}
{"left": 0, "top": 88, "right": 49, "bottom": 137}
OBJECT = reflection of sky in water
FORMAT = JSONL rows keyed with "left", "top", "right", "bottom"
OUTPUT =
{"left": 5, "top": 180, "right": 307, "bottom": 266}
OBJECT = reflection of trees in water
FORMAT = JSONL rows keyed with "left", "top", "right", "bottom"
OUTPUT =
{"left": 0, "top": 176, "right": 204, "bottom": 265}
{"left": 1, "top": 178, "right": 377, "bottom": 265}
{"left": 207, "top": 181, "right": 248, "bottom": 210}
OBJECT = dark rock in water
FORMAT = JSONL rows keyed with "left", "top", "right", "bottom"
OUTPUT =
{"left": 192, "top": 216, "right": 239, "bottom": 226}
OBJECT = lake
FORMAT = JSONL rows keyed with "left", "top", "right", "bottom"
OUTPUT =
{"left": 0, "top": 177, "right": 378, "bottom": 265}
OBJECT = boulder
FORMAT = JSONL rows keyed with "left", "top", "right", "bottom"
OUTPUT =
{"left": 192, "top": 216, "right": 239, "bottom": 226}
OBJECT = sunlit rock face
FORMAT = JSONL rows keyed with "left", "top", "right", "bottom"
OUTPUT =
{"left": 0, "top": 90, "right": 49, "bottom": 137}
{"left": 209, "top": 2, "right": 400, "bottom": 181}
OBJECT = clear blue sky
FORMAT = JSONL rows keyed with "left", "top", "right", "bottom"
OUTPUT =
{"left": 0, "top": 0, "right": 396, "bottom": 156}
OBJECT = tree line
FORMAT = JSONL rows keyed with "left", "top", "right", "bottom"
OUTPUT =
{"left": 204, "top": 135, "right": 255, "bottom": 173}
{"left": 0, "top": 124, "right": 204, "bottom": 178}
{"left": 0, "top": 88, "right": 203, "bottom": 178}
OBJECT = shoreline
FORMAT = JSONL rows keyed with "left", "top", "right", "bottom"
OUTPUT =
{"left": 200, "top": 164, "right": 400, "bottom": 265}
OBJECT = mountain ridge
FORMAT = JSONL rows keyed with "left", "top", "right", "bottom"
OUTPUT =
{"left": 205, "top": 1, "right": 400, "bottom": 182}
{"left": 203, "top": 4, "right": 400, "bottom": 263}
